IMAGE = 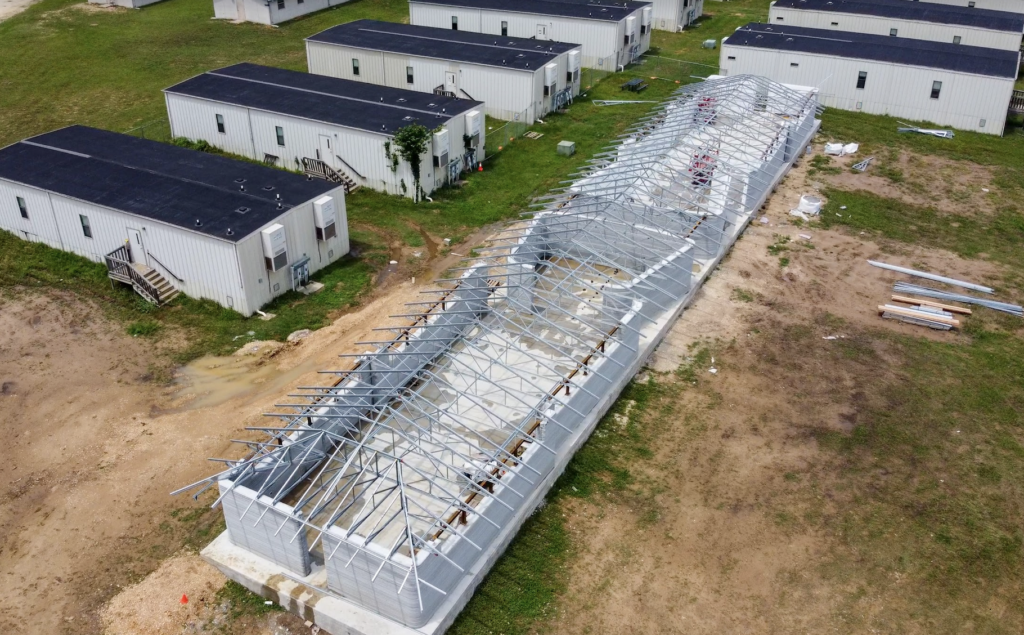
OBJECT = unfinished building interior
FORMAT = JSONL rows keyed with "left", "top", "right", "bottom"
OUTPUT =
{"left": 177, "top": 75, "right": 821, "bottom": 635}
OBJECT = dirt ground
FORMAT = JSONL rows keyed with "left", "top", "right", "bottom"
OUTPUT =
{"left": 0, "top": 222, "right": 492, "bottom": 635}
{"left": 0, "top": 145, "right": 1006, "bottom": 635}
{"left": 546, "top": 150, "right": 1009, "bottom": 635}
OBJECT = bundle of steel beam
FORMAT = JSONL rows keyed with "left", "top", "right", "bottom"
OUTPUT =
{"left": 893, "top": 282, "right": 1023, "bottom": 317}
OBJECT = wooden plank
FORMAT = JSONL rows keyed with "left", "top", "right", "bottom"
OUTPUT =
{"left": 878, "top": 305, "right": 960, "bottom": 327}
{"left": 891, "top": 294, "right": 971, "bottom": 315}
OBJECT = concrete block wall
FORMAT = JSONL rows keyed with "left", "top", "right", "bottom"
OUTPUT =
{"left": 221, "top": 482, "right": 312, "bottom": 576}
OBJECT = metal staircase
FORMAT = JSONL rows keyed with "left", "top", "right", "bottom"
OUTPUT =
{"left": 104, "top": 245, "right": 180, "bottom": 305}
{"left": 1010, "top": 90, "right": 1024, "bottom": 115}
{"left": 301, "top": 157, "right": 360, "bottom": 194}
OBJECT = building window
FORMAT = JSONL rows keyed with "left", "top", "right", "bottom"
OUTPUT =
{"left": 727, "top": 55, "right": 736, "bottom": 60}
{"left": 790, "top": 62, "right": 799, "bottom": 67}
{"left": 352, "top": 58, "right": 360, "bottom": 76}
{"left": 775, "top": 15, "right": 784, "bottom": 20}
{"left": 276, "top": 126, "right": 285, "bottom": 146}
{"left": 931, "top": 81, "right": 942, "bottom": 99}
{"left": 451, "top": 15, "right": 458, "bottom": 30}
{"left": 968, "top": 1, "right": 975, "bottom": 6}
{"left": 17, "top": 196, "right": 28, "bottom": 219}
{"left": 953, "top": 35, "right": 961, "bottom": 44}
{"left": 889, "top": 28, "right": 898, "bottom": 36}
{"left": 856, "top": 71, "right": 867, "bottom": 89}
{"left": 216, "top": 114, "right": 225, "bottom": 134}
{"left": 80, "top": 214, "right": 92, "bottom": 238}
{"left": 980, "top": 118, "right": 986, "bottom": 127}
{"left": 501, "top": 20, "right": 508, "bottom": 36}
{"left": 406, "top": 66, "right": 414, "bottom": 83}
{"left": 830, "top": 21, "right": 838, "bottom": 25}
{"left": 277, "top": 0, "right": 284, "bottom": 8}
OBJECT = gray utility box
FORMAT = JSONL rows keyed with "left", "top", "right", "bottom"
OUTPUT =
{"left": 557, "top": 140, "right": 576, "bottom": 156}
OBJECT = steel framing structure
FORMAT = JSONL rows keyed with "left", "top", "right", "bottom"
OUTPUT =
{"left": 178, "top": 74, "right": 820, "bottom": 632}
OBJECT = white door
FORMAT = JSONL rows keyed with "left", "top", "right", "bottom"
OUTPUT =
{"left": 536, "top": 23, "right": 548, "bottom": 39}
{"left": 127, "top": 228, "right": 146, "bottom": 265}
{"left": 445, "top": 71, "right": 457, "bottom": 93}
{"left": 317, "top": 134, "right": 334, "bottom": 168}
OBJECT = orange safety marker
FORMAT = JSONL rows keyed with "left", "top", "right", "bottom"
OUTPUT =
{"left": 180, "top": 594, "right": 189, "bottom": 605}
{"left": 478, "top": 165, "right": 483, "bottom": 172}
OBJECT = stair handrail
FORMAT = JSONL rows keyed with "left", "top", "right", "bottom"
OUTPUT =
{"left": 147, "top": 251, "right": 184, "bottom": 283}
{"left": 334, "top": 154, "right": 365, "bottom": 180}
{"left": 105, "top": 251, "right": 162, "bottom": 304}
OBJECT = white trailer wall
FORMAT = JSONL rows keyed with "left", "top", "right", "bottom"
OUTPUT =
{"left": 719, "top": 41, "right": 1016, "bottom": 134}
{"left": 213, "top": 0, "right": 352, "bottom": 25}
{"left": 234, "top": 192, "right": 349, "bottom": 315}
{"left": 651, "top": 0, "right": 703, "bottom": 31}
{"left": 165, "top": 92, "right": 472, "bottom": 198}
{"left": 768, "top": 3, "right": 1024, "bottom": 51}
{"left": 409, "top": 1, "right": 650, "bottom": 69}
{"left": 90, "top": 0, "right": 164, "bottom": 9}
{"left": 305, "top": 41, "right": 578, "bottom": 123}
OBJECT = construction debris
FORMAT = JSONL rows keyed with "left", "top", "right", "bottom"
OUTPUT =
{"left": 893, "top": 282, "right": 1023, "bottom": 317}
{"left": 867, "top": 260, "right": 994, "bottom": 294}
{"left": 851, "top": 157, "right": 873, "bottom": 171}
{"left": 897, "top": 124, "right": 954, "bottom": 138}
{"left": 593, "top": 100, "right": 659, "bottom": 106}
{"left": 879, "top": 304, "right": 957, "bottom": 330}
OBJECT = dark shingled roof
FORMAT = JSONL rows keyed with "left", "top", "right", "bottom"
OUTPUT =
{"left": 0, "top": 126, "right": 338, "bottom": 243}
{"left": 408, "top": 0, "right": 646, "bottom": 22}
{"left": 165, "top": 63, "right": 481, "bottom": 134}
{"left": 772, "top": 0, "right": 1024, "bottom": 33}
{"left": 726, "top": 23, "right": 1020, "bottom": 78}
{"left": 307, "top": 19, "right": 580, "bottom": 70}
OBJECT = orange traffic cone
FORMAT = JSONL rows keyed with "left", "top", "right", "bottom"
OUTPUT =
{"left": 180, "top": 594, "right": 189, "bottom": 605}
{"left": 478, "top": 165, "right": 483, "bottom": 172}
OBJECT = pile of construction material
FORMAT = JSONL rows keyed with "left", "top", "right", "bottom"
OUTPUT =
{"left": 869, "top": 260, "right": 1024, "bottom": 330}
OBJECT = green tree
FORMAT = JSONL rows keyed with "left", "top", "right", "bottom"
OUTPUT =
{"left": 392, "top": 124, "right": 432, "bottom": 202}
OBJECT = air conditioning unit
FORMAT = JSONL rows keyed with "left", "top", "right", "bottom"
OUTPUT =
{"left": 544, "top": 63, "right": 558, "bottom": 96}
{"left": 465, "top": 110, "right": 482, "bottom": 146}
{"left": 313, "top": 195, "right": 337, "bottom": 241}
{"left": 626, "top": 16, "right": 637, "bottom": 42}
{"left": 261, "top": 224, "right": 288, "bottom": 271}
{"left": 432, "top": 128, "right": 450, "bottom": 168}
{"left": 641, "top": 6, "right": 652, "bottom": 33}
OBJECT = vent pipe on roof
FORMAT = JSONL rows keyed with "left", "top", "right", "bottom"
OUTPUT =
{"left": 195, "top": 219, "right": 203, "bottom": 227}
{"left": 226, "top": 228, "right": 234, "bottom": 236}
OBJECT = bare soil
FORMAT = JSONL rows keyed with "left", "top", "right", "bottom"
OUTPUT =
{"left": 822, "top": 151, "right": 997, "bottom": 216}
{"left": 546, "top": 150, "right": 1012, "bottom": 635}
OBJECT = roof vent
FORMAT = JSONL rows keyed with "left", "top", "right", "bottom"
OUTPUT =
{"left": 275, "top": 193, "right": 281, "bottom": 200}
{"left": 428, "top": 103, "right": 437, "bottom": 107}
{"left": 786, "top": 37, "right": 794, "bottom": 41}
{"left": 397, "top": 98, "right": 407, "bottom": 102}
{"left": 195, "top": 219, "right": 203, "bottom": 227}
{"left": 226, "top": 228, "right": 235, "bottom": 236}
{"left": 239, "top": 184, "right": 246, "bottom": 191}
{"left": 262, "top": 185, "right": 275, "bottom": 191}
{"left": 517, "top": 53, "right": 525, "bottom": 57}
{"left": 403, "top": 115, "right": 414, "bottom": 121}
{"left": 235, "top": 206, "right": 251, "bottom": 214}
{"left": 380, "top": 97, "right": 384, "bottom": 102}
{"left": 277, "top": 202, "right": 283, "bottom": 210}
{"left": 234, "top": 178, "right": 246, "bottom": 183}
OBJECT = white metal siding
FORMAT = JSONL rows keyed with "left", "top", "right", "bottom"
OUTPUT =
{"left": 165, "top": 90, "right": 481, "bottom": 197}
{"left": 768, "top": 3, "right": 1024, "bottom": 51}
{"left": 409, "top": 1, "right": 650, "bottom": 69}
{"left": 0, "top": 176, "right": 349, "bottom": 316}
{"left": 213, "top": 0, "right": 353, "bottom": 25}
{"left": 719, "top": 40, "right": 1016, "bottom": 134}
{"left": 306, "top": 40, "right": 579, "bottom": 124}
{"left": 235, "top": 187, "right": 349, "bottom": 315}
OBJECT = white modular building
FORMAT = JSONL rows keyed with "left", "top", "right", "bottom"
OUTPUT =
{"left": 650, "top": 0, "right": 704, "bottom": 31}
{"left": 901, "top": 0, "right": 1024, "bottom": 13}
{"left": 409, "top": 0, "right": 653, "bottom": 69}
{"left": 720, "top": 23, "right": 1020, "bottom": 135}
{"left": 305, "top": 20, "right": 582, "bottom": 124}
{"left": 769, "top": 0, "right": 1024, "bottom": 51}
{"left": 0, "top": 126, "right": 348, "bottom": 317}
{"left": 165, "top": 64, "right": 485, "bottom": 198}
{"left": 212, "top": 0, "right": 352, "bottom": 26}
